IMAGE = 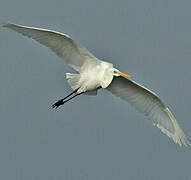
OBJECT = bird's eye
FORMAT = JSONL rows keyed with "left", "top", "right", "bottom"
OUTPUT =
{"left": 113, "top": 70, "right": 118, "bottom": 75}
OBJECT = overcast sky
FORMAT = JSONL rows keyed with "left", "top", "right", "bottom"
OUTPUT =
{"left": 1, "top": 0, "right": 191, "bottom": 179}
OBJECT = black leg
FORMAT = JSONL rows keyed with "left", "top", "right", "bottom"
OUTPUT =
{"left": 52, "top": 92, "right": 84, "bottom": 109}
{"left": 52, "top": 89, "right": 77, "bottom": 109}
{"left": 59, "top": 89, "right": 78, "bottom": 102}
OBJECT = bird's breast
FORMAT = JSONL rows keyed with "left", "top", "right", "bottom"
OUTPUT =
{"left": 78, "top": 62, "right": 113, "bottom": 92}
{"left": 78, "top": 67, "right": 102, "bottom": 92}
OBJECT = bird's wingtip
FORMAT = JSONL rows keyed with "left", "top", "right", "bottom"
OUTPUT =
{"left": 179, "top": 135, "right": 191, "bottom": 147}
{"left": 0, "top": 22, "right": 6, "bottom": 27}
{"left": 154, "top": 121, "right": 191, "bottom": 147}
{"left": 175, "top": 135, "right": 191, "bottom": 147}
{"left": 0, "top": 22, "right": 17, "bottom": 28}
{"left": 164, "top": 107, "right": 191, "bottom": 147}
{"left": 0, "top": 22, "right": 11, "bottom": 28}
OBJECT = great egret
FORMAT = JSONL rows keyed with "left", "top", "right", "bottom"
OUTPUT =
{"left": 2, "top": 23, "right": 190, "bottom": 146}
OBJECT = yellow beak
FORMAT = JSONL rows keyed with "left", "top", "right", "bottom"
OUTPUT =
{"left": 117, "top": 71, "right": 131, "bottom": 78}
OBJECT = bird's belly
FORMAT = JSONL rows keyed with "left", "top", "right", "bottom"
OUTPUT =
{"left": 78, "top": 64, "right": 106, "bottom": 92}
{"left": 85, "top": 79, "right": 100, "bottom": 91}
{"left": 78, "top": 71, "right": 101, "bottom": 92}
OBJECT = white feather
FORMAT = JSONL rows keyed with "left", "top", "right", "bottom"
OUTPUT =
{"left": 107, "top": 77, "right": 191, "bottom": 146}
{"left": 3, "top": 23, "right": 190, "bottom": 146}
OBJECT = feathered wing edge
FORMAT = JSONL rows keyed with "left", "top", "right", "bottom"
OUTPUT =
{"left": 1, "top": 23, "right": 99, "bottom": 72}
{"left": 107, "top": 77, "right": 191, "bottom": 147}
{"left": 154, "top": 107, "right": 191, "bottom": 146}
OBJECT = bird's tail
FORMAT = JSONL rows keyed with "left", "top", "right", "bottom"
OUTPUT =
{"left": 66, "top": 73, "right": 80, "bottom": 90}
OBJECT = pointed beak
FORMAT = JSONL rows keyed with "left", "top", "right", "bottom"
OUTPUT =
{"left": 117, "top": 71, "right": 131, "bottom": 78}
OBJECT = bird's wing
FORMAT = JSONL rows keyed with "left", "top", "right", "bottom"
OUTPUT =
{"left": 2, "top": 23, "right": 99, "bottom": 72}
{"left": 107, "top": 76, "right": 190, "bottom": 146}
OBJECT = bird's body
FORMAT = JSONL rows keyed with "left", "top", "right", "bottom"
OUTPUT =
{"left": 70, "top": 61, "right": 114, "bottom": 93}
{"left": 2, "top": 23, "right": 190, "bottom": 146}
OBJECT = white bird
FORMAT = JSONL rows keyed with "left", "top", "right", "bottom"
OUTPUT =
{"left": 2, "top": 23, "right": 190, "bottom": 146}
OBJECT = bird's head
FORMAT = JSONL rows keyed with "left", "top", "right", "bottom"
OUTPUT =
{"left": 100, "top": 64, "right": 131, "bottom": 88}
{"left": 112, "top": 68, "right": 131, "bottom": 78}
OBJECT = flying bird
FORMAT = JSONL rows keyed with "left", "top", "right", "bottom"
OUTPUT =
{"left": 2, "top": 23, "right": 190, "bottom": 146}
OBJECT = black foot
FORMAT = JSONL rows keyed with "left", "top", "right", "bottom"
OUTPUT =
{"left": 52, "top": 100, "right": 64, "bottom": 109}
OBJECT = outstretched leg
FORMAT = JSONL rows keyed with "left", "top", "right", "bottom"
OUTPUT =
{"left": 60, "top": 89, "right": 78, "bottom": 101}
{"left": 52, "top": 91, "right": 84, "bottom": 109}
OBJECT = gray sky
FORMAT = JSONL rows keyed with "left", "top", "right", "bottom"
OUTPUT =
{"left": 1, "top": 0, "right": 191, "bottom": 179}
